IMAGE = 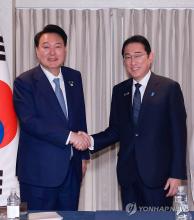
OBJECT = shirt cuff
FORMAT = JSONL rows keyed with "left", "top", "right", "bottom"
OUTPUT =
{"left": 66, "top": 131, "right": 71, "bottom": 145}
{"left": 89, "top": 136, "right": 94, "bottom": 150}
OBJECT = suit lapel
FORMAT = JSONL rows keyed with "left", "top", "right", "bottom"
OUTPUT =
{"left": 138, "top": 73, "right": 159, "bottom": 124}
{"left": 61, "top": 68, "right": 74, "bottom": 125}
{"left": 122, "top": 79, "right": 133, "bottom": 121}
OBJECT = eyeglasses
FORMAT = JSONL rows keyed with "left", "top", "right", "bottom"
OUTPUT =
{"left": 124, "top": 53, "right": 147, "bottom": 62}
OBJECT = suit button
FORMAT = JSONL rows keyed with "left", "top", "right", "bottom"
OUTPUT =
{"left": 135, "top": 133, "right": 139, "bottom": 137}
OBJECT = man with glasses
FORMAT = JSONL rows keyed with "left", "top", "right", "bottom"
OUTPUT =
{"left": 79, "top": 35, "right": 187, "bottom": 210}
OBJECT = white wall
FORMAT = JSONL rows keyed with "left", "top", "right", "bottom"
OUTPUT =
{"left": 15, "top": 0, "right": 194, "bottom": 9}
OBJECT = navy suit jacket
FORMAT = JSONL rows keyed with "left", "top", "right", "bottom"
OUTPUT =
{"left": 13, "top": 65, "right": 89, "bottom": 187}
{"left": 92, "top": 73, "right": 187, "bottom": 188}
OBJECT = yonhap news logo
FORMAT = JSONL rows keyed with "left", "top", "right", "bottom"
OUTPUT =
{"left": 125, "top": 203, "right": 174, "bottom": 215}
{"left": 125, "top": 203, "right": 137, "bottom": 215}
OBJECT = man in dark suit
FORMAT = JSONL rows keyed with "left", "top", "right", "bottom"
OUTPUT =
{"left": 80, "top": 35, "right": 187, "bottom": 210}
{"left": 13, "top": 24, "right": 90, "bottom": 211}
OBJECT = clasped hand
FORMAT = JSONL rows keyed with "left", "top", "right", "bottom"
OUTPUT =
{"left": 69, "top": 131, "right": 91, "bottom": 150}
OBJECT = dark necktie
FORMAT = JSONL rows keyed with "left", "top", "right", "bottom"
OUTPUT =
{"left": 133, "top": 83, "right": 142, "bottom": 126}
{"left": 53, "top": 78, "right": 68, "bottom": 119}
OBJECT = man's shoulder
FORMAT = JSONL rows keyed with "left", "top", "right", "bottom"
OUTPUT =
{"left": 114, "top": 78, "right": 132, "bottom": 90}
{"left": 61, "top": 66, "right": 81, "bottom": 76}
{"left": 151, "top": 72, "right": 178, "bottom": 86}
{"left": 15, "top": 66, "right": 40, "bottom": 82}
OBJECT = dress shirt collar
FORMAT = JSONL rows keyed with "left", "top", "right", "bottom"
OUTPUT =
{"left": 133, "top": 70, "right": 151, "bottom": 88}
{"left": 40, "top": 65, "right": 63, "bottom": 83}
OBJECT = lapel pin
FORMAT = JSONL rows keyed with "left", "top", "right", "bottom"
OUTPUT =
{"left": 150, "top": 92, "right": 155, "bottom": 97}
{"left": 68, "top": 81, "right": 74, "bottom": 87}
{"left": 124, "top": 92, "right": 130, "bottom": 96}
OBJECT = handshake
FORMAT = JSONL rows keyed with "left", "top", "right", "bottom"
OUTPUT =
{"left": 69, "top": 131, "right": 92, "bottom": 151}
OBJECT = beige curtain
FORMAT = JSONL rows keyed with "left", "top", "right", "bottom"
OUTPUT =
{"left": 15, "top": 8, "right": 194, "bottom": 210}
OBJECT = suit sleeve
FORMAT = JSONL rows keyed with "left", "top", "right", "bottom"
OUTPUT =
{"left": 92, "top": 86, "right": 120, "bottom": 153}
{"left": 13, "top": 77, "right": 70, "bottom": 148}
{"left": 169, "top": 82, "right": 187, "bottom": 179}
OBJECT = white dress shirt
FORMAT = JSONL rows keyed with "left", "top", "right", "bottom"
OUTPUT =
{"left": 132, "top": 70, "right": 151, "bottom": 103}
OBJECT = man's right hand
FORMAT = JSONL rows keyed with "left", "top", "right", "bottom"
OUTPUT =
{"left": 69, "top": 131, "right": 91, "bottom": 150}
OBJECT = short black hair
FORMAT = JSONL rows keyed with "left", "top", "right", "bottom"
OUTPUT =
{"left": 34, "top": 24, "right": 67, "bottom": 47}
{"left": 122, "top": 35, "right": 151, "bottom": 58}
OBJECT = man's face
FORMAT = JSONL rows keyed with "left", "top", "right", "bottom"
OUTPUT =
{"left": 36, "top": 33, "right": 66, "bottom": 76}
{"left": 123, "top": 42, "right": 153, "bottom": 81}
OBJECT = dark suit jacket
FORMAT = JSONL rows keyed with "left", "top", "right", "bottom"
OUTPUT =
{"left": 92, "top": 73, "right": 187, "bottom": 188}
{"left": 13, "top": 65, "right": 89, "bottom": 187}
